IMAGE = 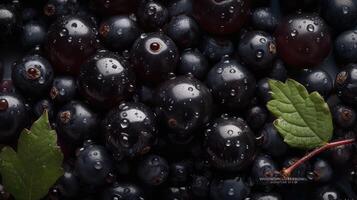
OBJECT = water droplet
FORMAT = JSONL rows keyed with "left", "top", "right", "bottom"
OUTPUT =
{"left": 343, "top": 6, "right": 349, "bottom": 14}
{"left": 259, "top": 38, "right": 267, "bottom": 43}
{"left": 94, "top": 161, "right": 102, "bottom": 170}
{"left": 256, "top": 50, "right": 264, "bottom": 60}
{"left": 290, "top": 29, "right": 298, "bottom": 37}
{"left": 120, "top": 119, "right": 129, "bottom": 128}
{"left": 230, "top": 89, "right": 236, "bottom": 97}
{"left": 228, "top": 188, "right": 235, "bottom": 196}
{"left": 226, "top": 140, "right": 231, "bottom": 147}
{"left": 307, "top": 24, "right": 314, "bottom": 32}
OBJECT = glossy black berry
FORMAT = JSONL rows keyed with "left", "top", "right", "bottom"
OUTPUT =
{"left": 168, "top": 0, "right": 192, "bottom": 17}
{"left": 78, "top": 50, "right": 135, "bottom": 109}
{"left": 199, "top": 36, "right": 234, "bottom": 62}
{"left": 245, "top": 105, "right": 268, "bottom": 132}
{"left": 209, "top": 177, "right": 250, "bottom": 200}
{"left": 251, "top": 193, "right": 282, "bottom": 200}
{"left": 259, "top": 123, "right": 288, "bottom": 158}
{"left": 50, "top": 76, "right": 76, "bottom": 105}
{"left": 165, "top": 14, "right": 200, "bottom": 49}
{"left": 43, "top": 0, "right": 79, "bottom": 18}
{"left": 45, "top": 15, "right": 99, "bottom": 75}
{"left": 206, "top": 58, "right": 256, "bottom": 110}
{"left": 131, "top": 32, "right": 179, "bottom": 84}
{"left": 238, "top": 31, "right": 277, "bottom": 71}
{"left": 205, "top": 116, "right": 256, "bottom": 171}
{"left": 99, "top": 15, "right": 141, "bottom": 51}
{"left": 101, "top": 182, "right": 145, "bottom": 200}
{"left": 268, "top": 59, "right": 287, "bottom": 81}
{"left": 257, "top": 78, "right": 271, "bottom": 104}
{"left": 177, "top": 49, "right": 209, "bottom": 80}
{"left": 0, "top": 93, "right": 29, "bottom": 142}
{"left": 137, "top": 154, "right": 169, "bottom": 186}
{"left": 252, "top": 7, "right": 279, "bottom": 33}
{"left": 56, "top": 101, "right": 98, "bottom": 144}
{"left": 321, "top": 0, "right": 357, "bottom": 31}
{"left": 335, "top": 64, "right": 357, "bottom": 106}
{"left": 309, "top": 159, "right": 333, "bottom": 182}
{"left": 137, "top": 1, "right": 169, "bottom": 31}
{"left": 328, "top": 143, "right": 353, "bottom": 165}
{"left": 334, "top": 30, "right": 357, "bottom": 64}
{"left": 192, "top": 0, "right": 251, "bottom": 35}
{"left": 33, "top": 99, "right": 54, "bottom": 119}
{"left": 103, "top": 102, "right": 158, "bottom": 160}
{"left": 275, "top": 14, "right": 332, "bottom": 68}
{"left": 53, "top": 166, "right": 80, "bottom": 198}
{"left": 12, "top": 54, "right": 54, "bottom": 98}
{"left": 20, "top": 21, "right": 46, "bottom": 49}
{"left": 75, "top": 143, "right": 114, "bottom": 186}
{"left": 155, "top": 76, "right": 213, "bottom": 143}
{"left": 251, "top": 154, "right": 279, "bottom": 184}
{"left": 332, "top": 104, "right": 356, "bottom": 129}
{"left": 299, "top": 68, "right": 333, "bottom": 97}
{"left": 0, "top": 4, "right": 18, "bottom": 41}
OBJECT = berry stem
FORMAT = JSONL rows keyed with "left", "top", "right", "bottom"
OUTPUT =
{"left": 282, "top": 138, "right": 355, "bottom": 177}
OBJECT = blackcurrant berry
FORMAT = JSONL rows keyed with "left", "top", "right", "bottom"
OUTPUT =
{"left": 137, "top": 0, "right": 169, "bottom": 31}
{"left": 251, "top": 7, "right": 279, "bottom": 33}
{"left": 20, "top": 21, "right": 46, "bottom": 49}
{"left": 78, "top": 50, "right": 135, "bottom": 109}
{"left": 50, "top": 76, "right": 77, "bottom": 105}
{"left": 251, "top": 154, "right": 279, "bottom": 184}
{"left": 0, "top": 92, "right": 29, "bottom": 142}
{"left": 193, "top": 0, "right": 251, "bottom": 35}
{"left": 332, "top": 104, "right": 356, "bottom": 129}
{"left": 75, "top": 143, "right": 114, "bottom": 186}
{"left": 177, "top": 49, "right": 209, "bottom": 80}
{"left": 259, "top": 123, "right": 288, "bottom": 158}
{"left": 131, "top": 32, "right": 179, "bottom": 84}
{"left": 102, "top": 102, "right": 158, "bottom": 160}
{"left": 12, "top": 54, "right": 54, "bottom": 98}
{"left": 334, "top": 30, "right": 357, "bottom": 64}
{"left": 205, "top": 116, "right": 256, "bottom": 171}
{"left": 45, "top": 15, "right": 99, "bottom": 75}
{"left": 155, "top": 75, "right": 213, "bottom": 143}
{"left": 335, "top": 64, "right": 357, "bottom": 106}
{"left": 321, "top": 0, "right": 357, "bottom": 31}
{"left": 99, "top": 15, "right": 141, "bottom": 51}
{"left": 137, "top": 154, "right": 169, "bottom": 186}
{"left": 199, "top": 36, "right": 234, "bottom": 62}
{"left": 165, "top": 14, "right": 200, "bottom": 49}
{"left": 209, "top": 176, "right": 250, "bottom": 200}
{"left": 206, "top": 58, "right": 256, "bottom": 110}
{"left": 275, "top": 14, "right": 332, "bottom": 68}
{"left": 238, "top": 31, "right": 277, "bottom": 71}
{"left": 56, "top": 101, "right": 98, "bottom": 144}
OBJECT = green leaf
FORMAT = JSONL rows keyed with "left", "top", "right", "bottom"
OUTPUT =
{"left": 267, "top": 79, "right": 333, "bottom": 149}
{"left": 0, "top": 111, "right": 64, "bottom": 200}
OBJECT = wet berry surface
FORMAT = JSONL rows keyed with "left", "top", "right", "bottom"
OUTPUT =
{"left": 0, "top": 0, "right": 357, "bottom": 199}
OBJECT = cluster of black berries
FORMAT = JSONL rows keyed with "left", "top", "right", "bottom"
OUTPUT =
{"left": 0, "top": 0, "right": 357, "bottom": 199}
